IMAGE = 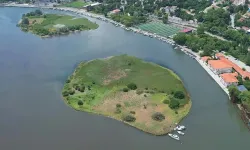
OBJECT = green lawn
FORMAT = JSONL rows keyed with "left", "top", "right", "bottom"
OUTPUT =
{"left": 62, "top": 55, "right": 191, "bottom": 135}
{"left": 61, "top": 1, "right": 90, "bottom": 8}
{"left": 137, "top": 22, "right": 181, "bottom": 37}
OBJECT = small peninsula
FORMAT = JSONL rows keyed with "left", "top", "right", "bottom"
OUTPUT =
{"left": 62, "top": 55, "right": 191, "bottom": 135}
{"left": 17, "top": 9, "right": 98, "bottom": 37}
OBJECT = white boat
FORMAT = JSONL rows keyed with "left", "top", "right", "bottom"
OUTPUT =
{"left": 177, "top": 131, "right": 185, "bottom": 135}
{"left": 168, "top": 134, "right": 180, "bottom": 140}
{"left": 174, "top": 125, "right": 186, "bottom": 131}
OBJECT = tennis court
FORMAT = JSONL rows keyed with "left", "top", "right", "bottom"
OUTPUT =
{"left": 137, "top": 22, "right": 181, "bottom": 37}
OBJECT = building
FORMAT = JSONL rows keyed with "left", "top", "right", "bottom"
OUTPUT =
{"left": 208, "top": 60, "right": 232, "bottom": 74}
{"left": 84, "top": 2, "right": 101, "bottom": 11}
{"left": 180, "top": 28, "right": 193, "bottom": 33}
{"left": 216, "top": 53, "right": 250, "bottom": 79}
{"left": 238, "top": 85, "right": 248, "bottom": 92}
{"left": 110, "top": 9, "right": 120, "bottom": 14}
{"left": 220, "top": 72, "right": 238, "bottom": 87}
{"left": 201, "top": 56, "right": 212, "bottom": 63}
{"left": 232, "top": 0, "right": 245, "bottom": 6}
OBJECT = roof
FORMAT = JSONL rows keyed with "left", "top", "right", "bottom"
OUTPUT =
{"left": 201, "top": 56, "right": 211, "bottom": 62}
{"left": 215, "top": 53, "right": 250, "bottom": 78}
{"left": 220, "top": 73, "right": 238, "bottom": 83}
{"left": 112, "top": 9, "right": 120, "bottom": 13}
{"left": 180, "top": 28, "right": 192, "bottom": 33}
{"left": 215, "top": 53, "right": 224, "bottom": 58}
{"left": 242, "top": 26, "right": 249, "bottom": 31}
{"left": 208, "top": 60, "right": 232, "bottom": 69}
{"left": 237, "top": 85, "right": 248, "bottom": 92}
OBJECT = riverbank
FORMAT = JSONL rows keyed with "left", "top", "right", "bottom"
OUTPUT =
{"left": 62, "top": 55, "right": 192, "bottom": 135}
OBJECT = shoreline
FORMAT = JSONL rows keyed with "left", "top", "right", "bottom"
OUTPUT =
{"left": 62, "top": 55, "right": 192, "bottom": 136}
{"left": 3, "top": 2, "right": 249, "bottom": 129}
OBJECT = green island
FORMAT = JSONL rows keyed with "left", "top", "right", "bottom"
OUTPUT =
{"left": 17, "top": 10, "right": 98, "bottom": 37}
{"left": 62, "top": 55, "right": 191, "bottom": 135}
{"left": 60, "top": 1, "right": 91, "bottom": 8}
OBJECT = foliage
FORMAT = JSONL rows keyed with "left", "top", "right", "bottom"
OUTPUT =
{"left": 127, "top": 83, "right": 137, "bottom": 90}
{"left": 116, "top": 103, "right": 121, "bottom": 108}
{"left": 123, "top": 87, "right": 129, "bottom": 92}
{"left": 174, "top": 91, "right": 185, "bottom": 99}
{"left": 151, "top": 112, "right": 165, "bottom": 121}
{"left": 228, "top": 86, "right": 240, "bottom": 103}
{"left": 78, "top": 100, "right": 83, "bottom": 105}
{"left": 18, "top": 12, "right": 98, "bottom": 37}
{"left": 169, "top": 97, "right": 180, "bottom": 109}
{"left": 130, "top": 111, "right": 136, "bottom": 114}
{"left": 136, "top": 89, "right": 143, "bottom": 95}
{"left": 163, "top": 99, "right": 169, "bottom": 104}
{"left": 115, "top": 108, "right": 121, "bottom": 114}
{"left": 162, "top": 14, "right": 168, "bottom": 24}
{"left": 122, "top": 114, "right": 136, "bottom": 122}
{"left": 243, "top": 80, "right": 250, "bottom": 91}
{"left": 21, "top": 18, "right": 29, "bottom": 25}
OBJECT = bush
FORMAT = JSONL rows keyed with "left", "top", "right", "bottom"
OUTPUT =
{"left": 136, "top": 89, "right": 143, "bottom": 95}
{"left": 163, "top": 99, "right": 169, "bottom": 104}
{"left": 78, "top": 100, "right": 83, "bottom": 106}
{"left": 127, "top": 83, "right": 137, "bottom": 90}
{"left": 174, "top": 91, "right": 185, "bottom": 99}
{"left": 69, "top": 89, "right": 75, "bottom": 95}
{"left": 130, "top": 111, "right": 136, "bottom": 114}
{"left": 123, "top": 87, "right": 129, "bottom": 92}
{"left": 151, "top": 112, "right": 165, "bottom": 121}
{"left": 122, "top": 115, "right": 136, "bottom": 122}
{"left": 115, "top": 108, "right": 121, "bottom": 114}
{"left": 66, "top": 79, "right": 70, "bottom": 83}
{"left": 169, "top": 98, "right": 180, "bottom": 109}
{"left": 116, "top": 104, "right": 121, "bottom": 108}
{"left": 144, "top": 94, "right": 147, "bottom": 97}
{"left": 62, "top": 91, "right": 69, "bottom": 97}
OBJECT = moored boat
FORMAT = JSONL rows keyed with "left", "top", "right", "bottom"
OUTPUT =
{"left": 177, "top": 131, "right": 185, "bottom": 135}
{"left": 168, "top": 134, "right": 180, "bottom": 140}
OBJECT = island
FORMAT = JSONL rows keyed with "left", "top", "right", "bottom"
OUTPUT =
{"left": 17, "top": 10, "right": 98, "bottom": 37}
{"left": 62, "top": 55, "right": 191, "bottom": 135}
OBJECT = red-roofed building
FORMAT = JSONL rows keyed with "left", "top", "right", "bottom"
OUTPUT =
{"left": 208, "top": 60, "right": 233, "bottom": 74}
{"left": 220, "top": 72, "right": 239, "bottom": 87}
{"left": 180, "top": 28, "right": 192, "bottom": 33}
{"left": 110, "top": 9, "right": 121, "bottom": 14}
{"left": 215, "top": 53, "right": 250, "bottom": 79}
{"left": 201, "top": 56, "right": 212, "bottom": 63}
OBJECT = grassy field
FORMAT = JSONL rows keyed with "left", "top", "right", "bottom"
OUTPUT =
{"left": 62, "top": 55, "right": 191, "bottom": 135}
{"left": 137, "top": 22, "right": 181, "bottom": 37}
{"left": 19, "top": 12, "right": 98, "bottom": 37}
{"left": 60, "top": 1, "right": 91, "bottom": 8}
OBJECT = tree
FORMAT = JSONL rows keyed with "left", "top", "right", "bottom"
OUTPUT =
{"left": 246, "top": 52, "right": 250, "bottom": 66}
{"left": 162, "top": 14, "right": 168, "bottom": 24}
{"left": 173, "top": 33, "right": 187, "bottom": 45}
{"left": 22, "top": 18, "right": 29, "bottom": 25}
{"left": 34, "top": 9, "right": 43, "bottom": 16}
{"left": 174, "top": 91, "right": 185, "bottom": 99}
{"left": 78, "top": 100, "right": 83, "bottom": 105}
{"left": 122, "top": 115, "right": 136, "bottom": 122}
{"left": 228, "top": 85, "right": 240, "bottom": 103}
{"left": 169, "top": 98, "right": 180, "bottom": 109}
{"left": 197, "top": 26, "right": 205, "bottom": 35}
{"left": 237, "top": 76, "right": 243, "bottom": 85}
{"left": 151, "top": 112, "right": 165, "bottom": 121}
{"left": 127, "top": 83, "right": 137, "bottom": 90}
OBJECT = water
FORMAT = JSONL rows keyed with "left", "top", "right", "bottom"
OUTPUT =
{"left": 0, "top": 7, "right": 249, "bottom": 150}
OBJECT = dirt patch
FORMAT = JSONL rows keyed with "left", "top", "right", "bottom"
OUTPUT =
{"left": 103, "top": 69, "right": 127, "bottom": 85}
{"left": 93, "top": 91, "right": 175, "bottom": 134}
